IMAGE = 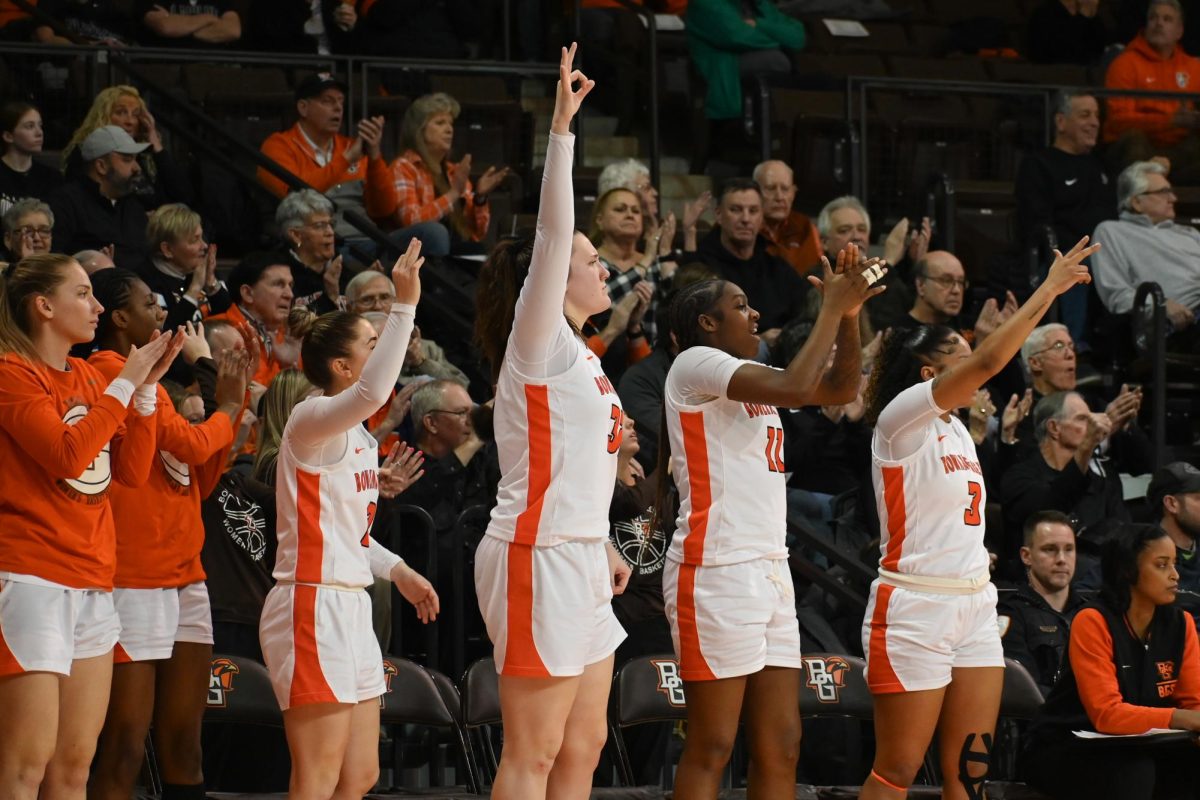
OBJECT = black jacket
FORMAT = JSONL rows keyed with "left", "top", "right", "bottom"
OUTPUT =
{"left": 695, "top": 228, "right": 811, "bottom": 332}
{"left": 49, "top": 175, "right": 148, "bottom": 271}
{"left": 139, "top": 258, "right": 233, "bottom": 331}
{"left": 999, "top": 583, "right": 1090, "bottom": 696}
{"left": 1026, "top": 599, "right": 1191, "bottom": 746}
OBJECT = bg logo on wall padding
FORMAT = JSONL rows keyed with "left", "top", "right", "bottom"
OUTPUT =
{"left": 379, "top": 660, "right": 399, "bottom": 708}
{"left": 804, "top": 656, "right": 851, "bottom": 703}
{"left": 652, "top": 659, "right": 686, "bottom": 707}
{"left": 208, "top": 657, "right": 241, "bottom": 708}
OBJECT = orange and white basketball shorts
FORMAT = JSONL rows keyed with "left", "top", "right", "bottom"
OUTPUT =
{"left": 113, "top": 587, "right": 180, "bottom": 662}
{"left": 861, "top": 580, "right": 1003, "bottom": 695}
{"left": 0, "top": 574, "right": 120, "bottom": 676}
{"left": 176, "top": 582, "right": 214, "bottom": 645}
{"left": 663, "top": 556, "right": 803, "bottom": 682}
{"left": 259, "top": 583, "right": 384, "bottom": 710}
{"left": 475, "top": 535, "right": 626, "bottom": 677}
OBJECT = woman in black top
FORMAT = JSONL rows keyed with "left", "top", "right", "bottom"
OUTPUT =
{"left": 1021, "top": 524, "right": 1200, "bottom": 800}
{"left": 0, "top": 102, "right": 63, "bottom": 215}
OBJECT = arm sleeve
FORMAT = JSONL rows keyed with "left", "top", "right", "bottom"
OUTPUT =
{"left": 364, "top": 155, "right": 399, "bottom": 222}
{"left": 157, "top": 385, "right": 234, "bottom": 464}
{"left": 758, "top": 1, "right": 805, "bottom": 50}
{"left": 111, "top": 409, "right": 158, "bottom": 488}
{"left": 367, "top": 538, "right": 403, "bottom": 579}
{"left": 668, "top": 347, "right": 745, "bottom": 405}
{"left": 1070, "top": 609, "right": 1176, "bottom": 733}
{"left": 0, "top": 363, "right": 132, "bottom": 479}
{"left": 288, "top": 303, "right": 415, "bottom": 447}
{"left": 1173, "top": 615, "right": 1200, "bottom": 709}
{"left": 410, "top": 340, "right": 469, "bottom": 385}
{"left": 1090, "top": 222, "right": 1140, "bottom": 314}
{"left": 392, "top": 158, "right": 449, "bottom": 227}
{"left": 1104, "top": 56, "right": 1179, "bottom": 140}
{"left": 508, "top": 132, "right": 578, "bottom": 375}
{"left": 873, "top": 381, "right": 944, "bottom": 461}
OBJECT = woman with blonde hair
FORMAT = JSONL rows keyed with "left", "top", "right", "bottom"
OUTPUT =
{"left": 391, "top": 92, "right": 510, "bottom": 250}
{"left": 63, "top": 85, "right": 193, "bottom": 208}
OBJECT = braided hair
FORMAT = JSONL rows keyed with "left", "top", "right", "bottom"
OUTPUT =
{"left": 862, "top": 324, "right": 959, "bottom": 426}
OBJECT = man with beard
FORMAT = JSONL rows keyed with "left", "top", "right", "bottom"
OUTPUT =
{"left": 49, "top": 125, "right": 150, "bottom": 269}
{"left": 997, "top": 510, "right": 1088, "bottom": 696}
{"left": 1148, "top": 462, "right": 1200, "bottom": 626}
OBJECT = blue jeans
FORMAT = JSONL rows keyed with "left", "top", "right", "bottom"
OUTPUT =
{"left": 342, "top": 220, "right": 451, "bottom": 264}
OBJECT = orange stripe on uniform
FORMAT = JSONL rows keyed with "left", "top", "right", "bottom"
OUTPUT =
{"left": 676, "top": 563, "right": 716, "bottom": 681}
{"left": 867, "top": 583, "right": 903, "bottom": 693}
{"left": 514, "top": 385, "right": 552, "bottom": 547}
{"left": 679, "top": 411, "right": 712, "bottom": 566}
{"left": 295, "top": 470, "right": 325, "bottom": 585}
{"left": 880, "top": 466, "right": 907, "bottom": 572}
{"left": 290, "top": 584, "right": 336, "bottom": 706}
{"left": 113, "top": 642, "right": 132, "bottom": 664}
{"left": 0, "top": 623, "right": 21, "bottom": 676}
{"left": 501, "top": 542, "right": 549, "bottom": 677}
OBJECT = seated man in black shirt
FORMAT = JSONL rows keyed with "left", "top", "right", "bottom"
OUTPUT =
{"left": 998, "top": 510, "right": 1089, "bottom": 696}
{"left": 1147, "top": 462, "right": 1200, "bottom": 626}
{"left": 399, "top": 379, "right": 498, "bottom": 535}
{"left": 999, "top": 391, "right": 1130, "bottom": 585}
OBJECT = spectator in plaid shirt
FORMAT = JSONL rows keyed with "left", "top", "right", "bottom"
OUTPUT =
{"left": 590, "top": 186, "right": 679, "bottom": 344}
{"left": 390, "top": 92, "right": 510, "bottom": 253}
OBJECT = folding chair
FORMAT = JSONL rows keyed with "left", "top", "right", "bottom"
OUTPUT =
{"left": 376, "top": 655, "right": 482, "bottom": 797}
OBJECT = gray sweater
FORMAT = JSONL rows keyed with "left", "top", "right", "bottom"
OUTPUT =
{"left": 1091, "top": 212, "right": 1200, "bottom": 314}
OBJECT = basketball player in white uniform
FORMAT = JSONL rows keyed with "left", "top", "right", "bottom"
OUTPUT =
{"left": 858, "top": 236, "right": 1099, "bottom": 800}
{"left": 472, "top": 44, "right": 631, "bottom": 800}
{"left": 659, "top": 247, "right": 884, "bottom": 798}
{"left": 258, "top": 239, "right": 439, "bottom": 800}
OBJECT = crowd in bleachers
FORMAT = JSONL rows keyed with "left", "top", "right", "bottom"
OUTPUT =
{"left": 2, "top": 0, "right": 1200, "bottom": 798}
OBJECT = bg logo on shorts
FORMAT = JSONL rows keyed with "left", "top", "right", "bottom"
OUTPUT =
{"left": 804, "top": 656, "right": 851, "bottom": 703}
{"left": 208, "top": 657, "right": 241, "bottom": 707}
{"left": 652, "top": 658, "right": 686, "bottom": 707}
{"left": 379, "top": 660, "right": 399, "bottom": 708}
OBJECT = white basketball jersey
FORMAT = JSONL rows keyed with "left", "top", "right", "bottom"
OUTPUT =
{"left": 665, "top": 346, "right": 788, "bottom": 567}
{"left": 871, "top": 387, "right": 990, "bottom": 580}
{"left": 486, "top": 326, "right": 622, "bottom": 546}
{"left": 274, "top": 420, "right": 380, "bottom": 588}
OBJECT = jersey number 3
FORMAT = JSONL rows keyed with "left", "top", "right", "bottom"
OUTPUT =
{"left": 765, "top": 426, "right": 785, "bottom": 473}
{"left": 964, "top": 481, "right": 982, "bottom": 526}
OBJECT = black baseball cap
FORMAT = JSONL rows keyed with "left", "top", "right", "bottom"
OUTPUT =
{"left": 1147, "top": 461, "right": 1200, "bottom": 515}
{"left": 295, "top": 72, "right": 348, "bottom": 102}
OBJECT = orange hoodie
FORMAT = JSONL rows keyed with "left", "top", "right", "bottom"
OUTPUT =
{"left": 89, "top": 351, "right": 240, "bottom": 588}
{"left": 258, "top": 123, "right": 398, "bottom": 223}
{"left": 0, "top": 355, "right": 156, "bottom": 589}
{"left": 1104, "top": 33, "right": 1200, "bottom": 146}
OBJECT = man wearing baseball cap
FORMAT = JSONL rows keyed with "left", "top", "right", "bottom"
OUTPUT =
{"left": 1148, "top": 461, "right": 1200, "bottom": 624}
{"left": 49, "top": 125, "right": 151, "bottom": 270}
{"left": 258, "top": 72, "right": 449, "bottom": 260}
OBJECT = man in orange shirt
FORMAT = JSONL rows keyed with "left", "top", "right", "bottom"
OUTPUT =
{"left": 205, "top": 251, "right": 297, "bottom": 388}
{"left": 258, "top": 73, "right": 449, "bottom": 259}
{"left": 753, "top": 159, "right": 821, "bottom": 277}
{"left": 1104, "top": 0, "right": 1200, "bottom": 177}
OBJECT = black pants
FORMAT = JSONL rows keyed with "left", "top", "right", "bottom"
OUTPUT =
{"left": 1021, "top": 738, "right": 1200, "bottom": 800}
